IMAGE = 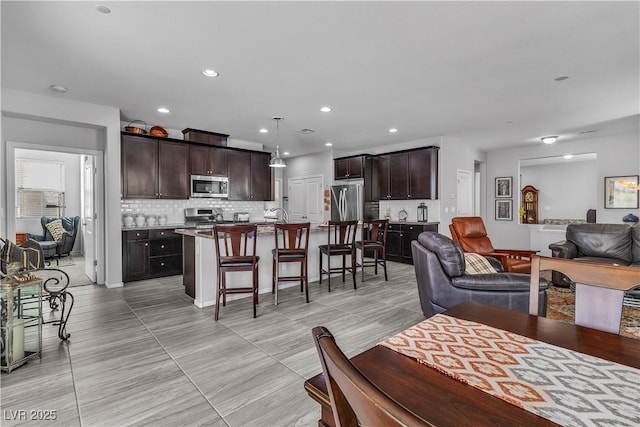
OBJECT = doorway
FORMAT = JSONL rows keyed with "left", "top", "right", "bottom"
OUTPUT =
{"left": 456, "top": 169, "right": 473, "bottom": 217}
{"left": 5, "top": 142, "right": 104, "bottom": 285}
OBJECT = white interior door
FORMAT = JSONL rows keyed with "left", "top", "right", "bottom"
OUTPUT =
{"left": 288, "top": 178, "right": 305, "bottom": 221}
{"left": 456, "top": 169, "right": 473, "bottom": 217}
{"left": 82, "top": 155, "right": 97, "bottom": 282}
{"left": 304, "top": 176, "right": 323, "bottom": 223}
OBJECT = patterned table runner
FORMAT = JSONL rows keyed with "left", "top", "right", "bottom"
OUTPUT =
{"left": 380, "top": 314, "right": 640, "bottom": 426}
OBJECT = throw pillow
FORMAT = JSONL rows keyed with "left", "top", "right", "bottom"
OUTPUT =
{"left": 464, "top": 253, "right": 497, "bottom": 275}
{"left": 45, "top": 219, "right": 66, "bottom": 241}
{"left": 1, "top": 238, "right": 44, "bottom": 274}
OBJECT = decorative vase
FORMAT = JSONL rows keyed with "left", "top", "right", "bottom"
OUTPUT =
{"left": 622, "top": 213, "right": 639, "bottom": 223}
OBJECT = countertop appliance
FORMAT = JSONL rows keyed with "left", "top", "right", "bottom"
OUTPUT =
{"left": 184, "top": 207, "right": 226, "bottom": 229}
{"left": 190, "top": 175, "right": 228, "bottom": 198}
{"left": 330, "top": 184, "right": 379, "bottom": 222}
{"left": 233, "top": 212, "right": 250, "bottom": 223}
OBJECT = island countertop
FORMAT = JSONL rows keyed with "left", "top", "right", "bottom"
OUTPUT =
{"left": 175, "top": 224, "right": 327, "bottom": 238}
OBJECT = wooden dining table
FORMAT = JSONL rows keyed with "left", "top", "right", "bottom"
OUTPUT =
{"left": 304, "top": 301, "right": 640, "bottom": 426}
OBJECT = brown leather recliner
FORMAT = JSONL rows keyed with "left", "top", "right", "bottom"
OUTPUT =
{"left": 449, "top": 216, "right": 536, "bottom": 273}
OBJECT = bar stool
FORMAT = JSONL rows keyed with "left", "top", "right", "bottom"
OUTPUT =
{"left": 318, "top": 220, "right": 358, "bottom": 292}
{"left": 355, "top": 219, "right": 388, "bottom": 282}
{"left": 213, "top": 224, "right": 259, "bottom": 320}
{"left": 272, "top": 222, "right": 311, "bottom": 305}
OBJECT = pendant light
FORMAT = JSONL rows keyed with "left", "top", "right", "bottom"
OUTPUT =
{"left": 269, "top": 116, "right": 286, "bottom": 168}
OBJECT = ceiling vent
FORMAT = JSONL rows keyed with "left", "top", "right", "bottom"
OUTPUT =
{"left": 579, "top": 129, "right": 597, "bottom": 134}
{"left": 297, "top": 128, "right": 316, "bottom": 134}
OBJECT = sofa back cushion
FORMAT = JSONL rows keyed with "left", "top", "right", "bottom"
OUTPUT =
{"left": 567, "top": 223, "right": 632, "bottom": 262}
{"left": 632, "top": 225, "right": 640, "bottom": 263}
{"left": 417, "top": 232, "right": 465, "bottom": 277}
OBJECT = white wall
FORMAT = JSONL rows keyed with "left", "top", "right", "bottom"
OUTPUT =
{"left": 14, "top": 149, "right": 83, "bottom": 252}
{"left": 1, "top": 88, "right": 121, "bottom": 287}
{"left": 521, "top": 159, "right": 597, "bottom": 221}
{"left": 485, "top": 120, "right": 640, "bottom": 249}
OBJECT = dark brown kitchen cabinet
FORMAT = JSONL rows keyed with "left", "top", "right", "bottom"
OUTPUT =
{"left": 158, "top": 141, "right": 190, "bottom": 199}
{"left": 122, "top": 229, "right": 182, "bottom": 282}
{"left": 121, "top": 134, "right": 189, "bottom": 199}
{"left": 189, "top": 145, "right": 228, "bottom": 176}
{"left": 122, "top": 135, "right": 158, "bottom": 199}
{"left": 334, "top": 155, "right": 364, "bottom": 180}
{"left": 373, "top": 147, "right": 439, "bottom": 200}
{"left": 386, "top": 223, "right": 438, "bottom": 264}
{"left": 228, "top": 150, "right": 272, "bottom": 200}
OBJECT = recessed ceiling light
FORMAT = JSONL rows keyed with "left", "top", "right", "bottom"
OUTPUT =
{"left": 201, "top": 69, "right": 219, "bottom": 77}
{"left": 96, "top": 5, "right": 111, "bottom": 14}
{"left": 320, "top": 106, "right": 332, "bottom": 113}
{"left": 283, "top": 151, "right": 290, "bottom": 156}
{"left": 157, "top": 107, "right": 170, "bottom": 114}
{"left": 50, "top": 84, "right": 67, "bottom": 93}
{"left": 325, "top": 142, "right": 333, "bottom": 147}
{"left": 563, "top": 154, "right": 574, "bottom": 159}
{"left": 259, "top": 128, "right": 269, "bottom": 134}
{"left": 541, "top": 136, "right": 558, "bottom": 144}
{"left": 389, "top": 128, "right": 398, "bottom": 133}
{"left": 554, "top": 75, "right": 570, "bottom": 81}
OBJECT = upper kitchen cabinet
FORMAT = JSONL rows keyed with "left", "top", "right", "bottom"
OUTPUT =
{"left": 373, "top": 147, "right": 439, "bottom": 200}
{"left": 121, "top": 133, "right": 189, "bottom": 199}
{"left": 227, "top": 150, "right": 273, "bottom": 201}
{"left": 190, "top": 145, "right": 228, "bottom": 176}
{"left": 334, "top": 155, "right": 365, "bottom": 180}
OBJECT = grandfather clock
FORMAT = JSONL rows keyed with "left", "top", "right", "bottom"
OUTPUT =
{"left": 521, "top": 185, "right": 539, "bottom": 224}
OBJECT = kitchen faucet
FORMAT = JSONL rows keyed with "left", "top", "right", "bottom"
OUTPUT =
{"left": 266, "top": 207, "right": 289, "bottom": 223}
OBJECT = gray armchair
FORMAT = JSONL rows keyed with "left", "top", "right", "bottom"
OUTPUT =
{"left": 411, "top": 231, "right": 547, "bottom": 318}
{"left": 27, "top": 216, "right": 80, "bottom": 261}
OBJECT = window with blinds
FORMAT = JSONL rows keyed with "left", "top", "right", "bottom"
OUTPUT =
{"left": 15, "top": 158, "right": 66, "bottom": 218}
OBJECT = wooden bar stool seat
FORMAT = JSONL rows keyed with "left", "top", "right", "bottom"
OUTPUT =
{"left": 355, "top": 219, "right": 388, "bottom": 282}
{"left": 272, "top": 222, "right": 311, "bottom": 305}
{"left": 213, "top": 224, "right": 259, "bottom": 320}
{"left": 319, "top": 221, "right": 358, "bottom": 292}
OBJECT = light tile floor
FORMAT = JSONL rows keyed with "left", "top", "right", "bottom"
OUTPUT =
{"left": 1, "top": 261, "right": 423, "bottom": 426}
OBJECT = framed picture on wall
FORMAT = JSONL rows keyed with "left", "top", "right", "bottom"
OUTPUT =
{"left": 495, "top": 177, "right": 512, "bottom": 198}
{"left": 604, "top": 175, "right": 639, "bottom": 209}
{"left": 495, "top": 199, "right": 513, "bottom": 221}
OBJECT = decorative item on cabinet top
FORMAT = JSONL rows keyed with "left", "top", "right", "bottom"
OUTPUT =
{"left": 182, "top": 128, "right": 229, "bottom": 147}
{"left": 124, "top": 120, "right": 147, "bottom": 134}
{"left": 149, "top": 126, "right": 168, "bottom": 137}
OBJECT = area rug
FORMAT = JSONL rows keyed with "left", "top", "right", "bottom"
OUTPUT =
{"left": 55, "top": 256, "right": 74, "bottom": 267}
{"left": 546, "top": 286, "right": 640, "bottom": 339}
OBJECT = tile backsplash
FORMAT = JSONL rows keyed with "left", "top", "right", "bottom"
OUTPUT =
{"left": 379, "top": 199, "right": 440, "bottom": 223}
{"left": 121, "top": 199, "right": 269, "bottom": 224}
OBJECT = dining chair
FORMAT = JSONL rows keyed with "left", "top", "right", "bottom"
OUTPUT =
{"left": 529, "top": 256, "right": 640, "bottom": 334}
{"left": 213, "top": 224, "right": 259, "bottom": 320}
{"left": 312, "top": 326, "right": 432, "bottom": 427}
{"left": 354, "top": 219, "right": 388, "bottom": 283}
{"left": 318, "top": 221, "right": 358, "bottom": 292}
{"left": 272, "top": 222, "right": 310, "bottom": 305}
{"left": 449, "top": 216, "right": 536, "bottom": 273}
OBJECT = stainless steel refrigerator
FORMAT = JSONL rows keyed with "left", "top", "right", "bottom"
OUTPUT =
{"left": 331, "top": 184, "right": 380, "bottom": 222}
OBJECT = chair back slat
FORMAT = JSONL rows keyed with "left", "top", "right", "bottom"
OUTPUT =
{"left": 274, "top": 222, "right": 310, "bottom": 251}
{"left": 363, "top": 219, "right": 388, "bottom": 244}
{"left": 327, "top": 221, "right": 357, "bottom": 246}
{"left": 312, "top": 326, "right": 432, "bottom": 427}
{"left": 214, "top": 225, "right": 257, "bottom": 259}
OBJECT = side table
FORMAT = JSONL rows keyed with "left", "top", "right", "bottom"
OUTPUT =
{"left": 1, "top": 277, "right": 43, "bottom": 373}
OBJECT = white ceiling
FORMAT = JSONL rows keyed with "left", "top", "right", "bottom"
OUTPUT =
{"left": 2, "top": 1, "right": 639, "bottom": 158}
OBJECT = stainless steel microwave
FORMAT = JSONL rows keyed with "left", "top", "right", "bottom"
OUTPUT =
{"left": 190, "top": 175, "right": 228, "bottom": 198}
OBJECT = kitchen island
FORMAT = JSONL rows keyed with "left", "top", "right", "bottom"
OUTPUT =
{"left": 177, "top": 225, "right": 334, "bottom": 308}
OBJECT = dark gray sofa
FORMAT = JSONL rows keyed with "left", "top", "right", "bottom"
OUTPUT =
{"left": 549, "top": 223, "right": 640, "bottom": 288}
{"left": 411, "top": 231, "right": 547, "bottom": 318}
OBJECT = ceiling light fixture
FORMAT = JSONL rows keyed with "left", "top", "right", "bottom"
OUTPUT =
{"left": 563, "top": 154, "right": 574, "bottom": 159}
{"left": 259, "top": 128, "right": 269, "bottom": 134}
{"left": 96, "top": 5, "right": 111, "bottom": 14}
{"left": 202, "top": 69, "right": 219, "bottom": 77}
{"left": 541, "top": 136, "right": 558, "bottom": 144}
{"left": 325, "top": 142, "right": 333, "bottom": 147}
{"left": 320, "top": 106, "right": 332, "bottom": 113}
{"left": 269, "top": 117, "right": 286, "bottom": 168}
{"left": 283, "top": 151, "right": 290, "bottom": 156}
{"left": 157, "top": 107, "right": 170, "bottom": 114}
{"left": 389, "top": 128, "right": 398, "bottom": 133}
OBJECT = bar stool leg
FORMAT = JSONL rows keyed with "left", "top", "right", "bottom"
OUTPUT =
{"left": 342, "top": 254, "right": 346, "bottom": 282}
{"left": 351, "top": 249, "right": 357, "bottom": 289}
{"left": 304, "top": 258, "right": 309, "bottom": 303}
{"left": 215, "top": 270, "right": 222, "bottom": 321}
{"left": 253, "top": 265, "right": 258, "bottom": 318}
{"left": 361, "top": 247, "right": 365, "bottom": 283}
